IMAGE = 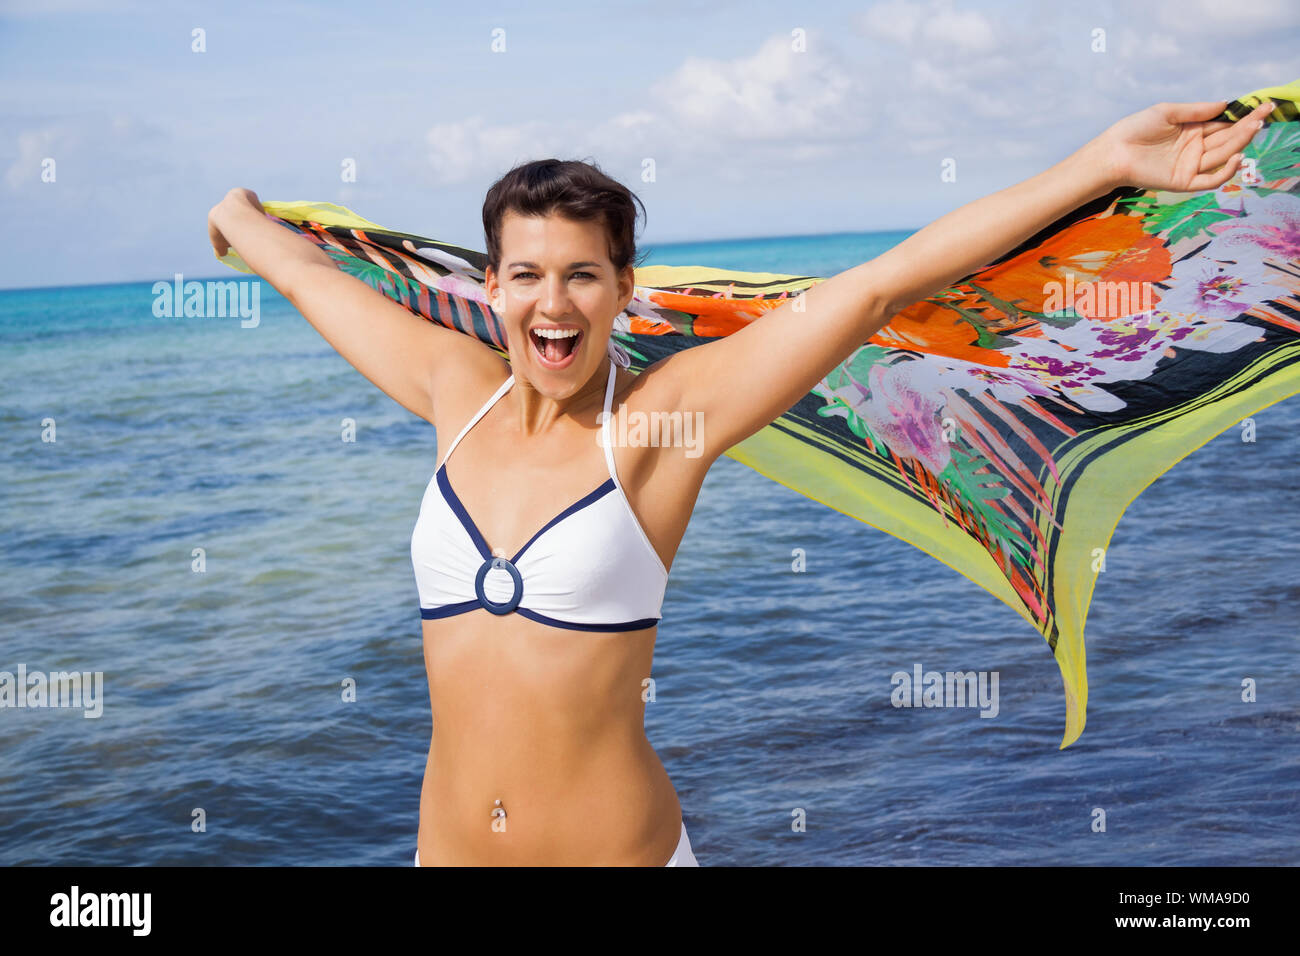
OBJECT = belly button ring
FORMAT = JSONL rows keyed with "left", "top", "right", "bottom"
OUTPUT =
{"left": 491, "top": 798, "right": 507, "bottom": 832}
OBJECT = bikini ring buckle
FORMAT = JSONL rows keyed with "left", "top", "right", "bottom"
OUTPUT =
{"left": 474, "top": 555, "right": 523, "bottom": 614}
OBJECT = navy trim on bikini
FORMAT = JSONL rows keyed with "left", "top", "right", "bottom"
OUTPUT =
{"left": 514, "top": 607, "right": 659, "bottom": 632}
{"left": 419, "top": 358, "right": 660, "bottom": 632}
{"left": 436, "top": 465, "right": 492, "bottom": 561}
{"left": 437, "top": 467, "right": 618, "bottom": 566}
{"left": 420, "top": 600, "right": 482, "bottom": 620}
{"left": 418, "top": 603, "right": 659, "bottom": 631}
{"left": 509, "top": 478, "right": 616, "bottom": 564}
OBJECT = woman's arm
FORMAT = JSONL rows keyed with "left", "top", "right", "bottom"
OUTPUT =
{"left": 651, "top": 98, "right": 1274, "bottom": 463}
{"left": 207, "top": 188, "right": 495, "bottom": 424}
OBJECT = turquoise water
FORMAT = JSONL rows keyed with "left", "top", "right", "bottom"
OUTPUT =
{"left": 2, "top": 231, "right": 1298, "bottom": 866}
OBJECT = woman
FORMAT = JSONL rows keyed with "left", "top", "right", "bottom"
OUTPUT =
{"left": 206, "top": 96, "right": 1270, "bottom": 866}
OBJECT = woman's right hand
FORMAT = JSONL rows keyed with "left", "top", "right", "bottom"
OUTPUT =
{"left": 207, "top": 187, "right": 264, "bottom": 258}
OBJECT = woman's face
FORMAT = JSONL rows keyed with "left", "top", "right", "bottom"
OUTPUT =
{"left": 486, "top": 211, "right": 633, "bottom": 399}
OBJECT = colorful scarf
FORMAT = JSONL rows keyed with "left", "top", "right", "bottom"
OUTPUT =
{"left": 216, "top": 79, "right": 1300, "bottom": 748}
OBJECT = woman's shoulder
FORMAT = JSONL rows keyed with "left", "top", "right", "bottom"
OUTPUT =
{"left": 621, "top": 351, "right": 686, "bottom": 412}
{"left": 429, "top": 347, "right": 512, "bottom": 434}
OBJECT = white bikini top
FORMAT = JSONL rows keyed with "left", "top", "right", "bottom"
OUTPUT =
{"left": 410, "top": 358, "right": 669, "bottom": 631}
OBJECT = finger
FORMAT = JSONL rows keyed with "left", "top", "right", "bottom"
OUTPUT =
{"left": 1204, "top": 101, "right": 1271, "bottom": 154}
{"left": 1203, "top": 114, "right": 1258, "bottom": 142}
{"left": 1163, "top": 100, "right": 1229, "bottom": 124}
{"left": 1199, "top": 138, "right": 1245, "bottom": 173}
{"left": 1200, "top": 110, "right": 1267, "bottom": 167}
{"left": 1201, "top": 122, "right": 1239, "bottom": 151}
{"left": 1198, "top": 100, "right": 1269, "bottom": 139}
{"left": 1186, "top": 152, "right": 1242, "bottom": 192}
{"left": 1229, "top": 100, "right": 1276, "bottom": 129}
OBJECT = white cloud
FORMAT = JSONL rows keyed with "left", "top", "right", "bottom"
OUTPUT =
{"left": 424, "top": 115, "right": 579, "bottom": 185}
{"left": 3, "top": 0, "right": 1295, "bottom": 288}
{"left": 861, "top": 0, "right": 999, "bottom": 53}
{"left": 851, "top": 0, "right": 1069, "bottom": 147}
{"left": 645, "top": 32, "right": 863, "bottom": 139}
{"left": 4, "top": 113, "right": 169, "bottom": 193}
{"left": 5, "top": 126, "right": 60, "bottom": 190}
{"left": 419, "top": 30, "right": 868, "bottom": 185}
{"left": 860, "top": 0, "right": 926, "bottom": 45}
{"left": 917, "top": 3, "right": 1000, "bottom": 54}
{"left": 1154, "top": 0, "right": 1300, "bottom": 34}
{"left": 412, "top": 4, "right": 1293, "bottom": 193}
{"left": 1146, "top": 33, "right": 1181, "bottom": 58}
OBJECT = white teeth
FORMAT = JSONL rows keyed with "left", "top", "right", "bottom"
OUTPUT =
{"left": 532, "top": 328, "right": 580, "bottom": 339}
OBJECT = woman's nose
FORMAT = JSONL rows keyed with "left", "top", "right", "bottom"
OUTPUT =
{"left": 542, "top": 276, "right": 573, "bottom": 315}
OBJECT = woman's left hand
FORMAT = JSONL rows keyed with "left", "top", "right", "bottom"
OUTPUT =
{"left": 1098, "top": 98, "right": 1275, "bottom": 193}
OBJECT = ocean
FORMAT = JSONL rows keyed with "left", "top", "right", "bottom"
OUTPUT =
{"left": 2, "top": 230, "right": 1297, "bottom": 866}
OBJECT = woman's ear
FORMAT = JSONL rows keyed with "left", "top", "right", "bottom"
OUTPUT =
{"left": 618, "top": 264, "right": 635, "bottom": 313}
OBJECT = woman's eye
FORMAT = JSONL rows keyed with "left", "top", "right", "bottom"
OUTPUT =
{"left": 512, "top": 272, "right": 595, "bottom": 280}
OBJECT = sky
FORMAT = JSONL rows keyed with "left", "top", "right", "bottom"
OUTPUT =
{"left": 1, "top": 0, "right": 1296, "bottom": 290}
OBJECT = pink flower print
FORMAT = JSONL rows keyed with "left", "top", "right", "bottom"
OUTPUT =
{"left": 1155, "top": 256, "right": 1275, "bottom": 322}
{"left": 859, "top": 361, "right": 952, "bottom": 473}
{"left": 1206, "top": 190, "right": 1300, "bottom": 260}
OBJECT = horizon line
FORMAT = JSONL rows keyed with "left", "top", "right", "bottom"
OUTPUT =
{"left": 0, "top": 225, "right": 917, "bottom": 294}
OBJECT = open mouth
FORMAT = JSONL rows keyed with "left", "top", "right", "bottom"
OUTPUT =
{"left": 529, "top": 326, "right": 583, "bottom": 369}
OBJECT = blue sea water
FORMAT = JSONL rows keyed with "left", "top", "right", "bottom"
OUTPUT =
{"left": 2, "top": 231, "right": 1297, "bottom": 867}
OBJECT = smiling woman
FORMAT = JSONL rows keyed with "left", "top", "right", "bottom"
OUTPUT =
{"left": 482, "top": 159, "right": 647, "bottom": 380}
{"left": 529, "top": 324, "right": 584, "bottom": 366}
{"left": 210, "top": 159, "right": 707, "bottom": 866}
{"left": 399, "top": 161, "right": 705, "bottom": 865}
{"left": 206, "top": 81, "right": 1293, "bottom": 865}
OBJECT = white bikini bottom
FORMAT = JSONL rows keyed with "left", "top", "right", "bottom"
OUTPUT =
{"left": 414, "top": 819, "right": 699, "bottom": 866}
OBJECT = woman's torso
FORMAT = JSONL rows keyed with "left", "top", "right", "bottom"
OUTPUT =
{"left": 415, "top": 357, "right": 708, "bottom": 865}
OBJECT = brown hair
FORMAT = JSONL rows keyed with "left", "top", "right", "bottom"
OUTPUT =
{"left": 482, "top": 158, "right": 648, "bottom": 275}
